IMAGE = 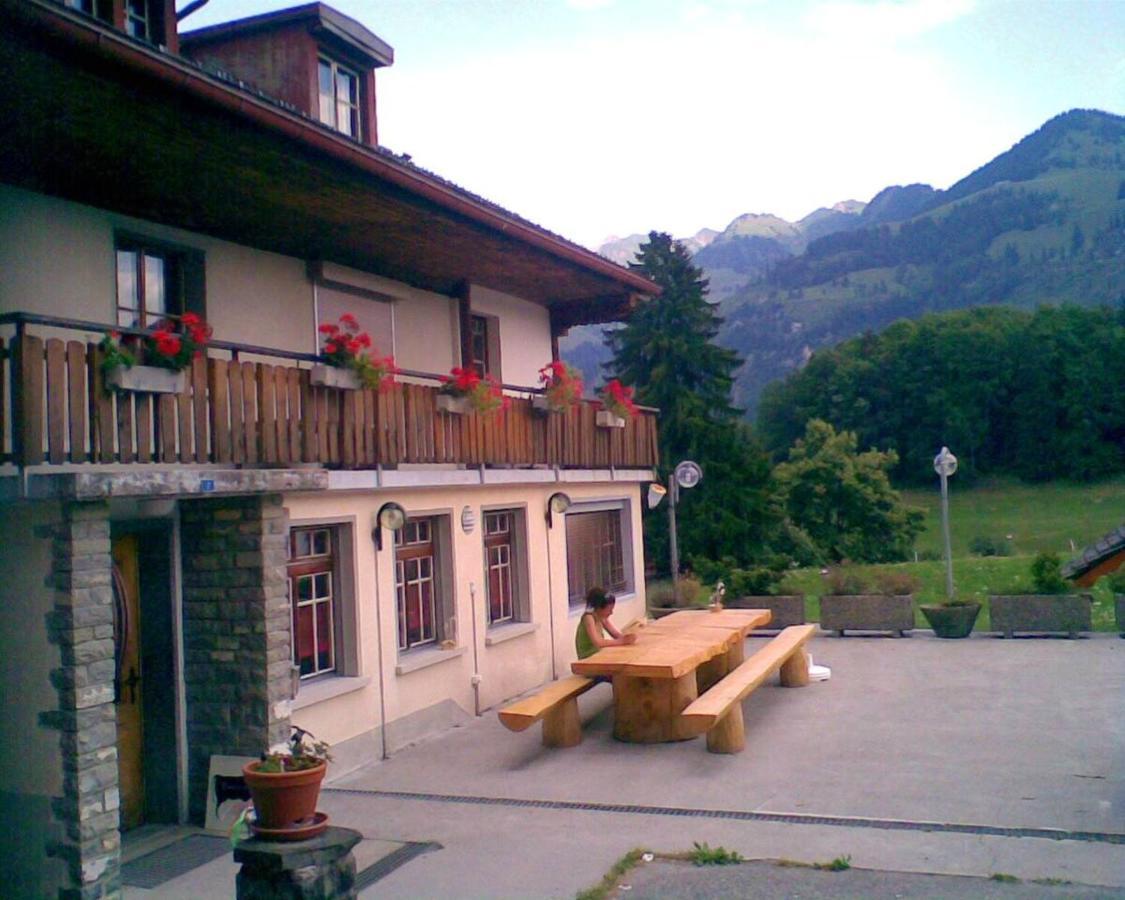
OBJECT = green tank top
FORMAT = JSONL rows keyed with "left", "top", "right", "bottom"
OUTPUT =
{"left": 575, "top": 613, "right": 605, "bottom": 659}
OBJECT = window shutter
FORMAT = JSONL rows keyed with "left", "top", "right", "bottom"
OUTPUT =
{"left": 182, "top": 249, "right": 207, "bottom": 320}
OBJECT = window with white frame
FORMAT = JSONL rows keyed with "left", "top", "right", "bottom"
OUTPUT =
{"left": 318, "top": 56, "right": 361, "bottom": 138}
{"left": 395, "top": 517, "right": 454, "bottom": 651}
{"left": 565, "top": 507, "right": 630, "bottom": 607}
{"left": 483, "top": 509, "right": 529, "bottom": 626}
{"left": 288, "top": 527, "right": 337, "bottom": 678}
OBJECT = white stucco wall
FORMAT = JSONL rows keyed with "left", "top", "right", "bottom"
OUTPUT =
{"left": 470, "top": 285, "right": 553, "bottom": 388}
{"left": 282, "top": 480, "right": 645, "bottom": 754}
{"left": 0, "top": 187, "right": 560, "bottom": 385}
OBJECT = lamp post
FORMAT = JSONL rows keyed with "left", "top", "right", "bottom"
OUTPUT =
{"left": 669, "top": 460, "right": 702, "bottom": 600}
{"left": 934, "top": 446, "right": 958, "bottom": 602}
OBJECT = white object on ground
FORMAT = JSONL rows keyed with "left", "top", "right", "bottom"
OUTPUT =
{"left": 807, "top": 654, "right": 831, "bottom": 682}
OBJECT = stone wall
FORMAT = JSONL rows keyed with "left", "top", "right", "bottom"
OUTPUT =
{"left": 180, "top": 494, "right": 292, "bottom": 823}
{"left": 43, "top": 499, "right": 120, "bottom": 899}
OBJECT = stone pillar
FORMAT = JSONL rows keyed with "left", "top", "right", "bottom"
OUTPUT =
{"left": 181, "top": 494, "right": 291, "bottom": 823}
{"left": 235, "top": 827, "right": 362, "bottom": 899}
{"left": 44, "top": 499, "right": 121, "bottom": 899}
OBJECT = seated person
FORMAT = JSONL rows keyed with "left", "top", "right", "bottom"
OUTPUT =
{"left": 576, "top": 587, "right": 637, "bottom": 660}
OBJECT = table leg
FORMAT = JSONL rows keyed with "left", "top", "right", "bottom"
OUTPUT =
{"left": 612, "top": 671, "right": 698, "bottom": 742}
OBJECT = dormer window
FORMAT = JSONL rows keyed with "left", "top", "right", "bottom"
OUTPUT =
{"left": 318, "top": 56, "right": 360, "bottom": 138}
{"left": 124, "top": 0, "right": 151, "bottom": 40}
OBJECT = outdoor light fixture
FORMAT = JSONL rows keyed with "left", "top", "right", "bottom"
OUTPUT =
{"left": 546, "top": 491, "right": 572, "bottom": 528}
{"left": 647, "top": 483, "right": 667, "bottom": 509}
{"left": 374, "top": 502, "right": 407, "bottom": 550}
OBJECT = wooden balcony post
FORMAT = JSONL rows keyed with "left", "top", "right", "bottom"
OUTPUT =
{"left": 13, "top": 333, "right": 45, "bottom": 466}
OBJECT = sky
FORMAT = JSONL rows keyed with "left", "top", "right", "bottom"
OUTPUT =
{"left": 184, "top": 0, "right": 1125, "bottom": 250}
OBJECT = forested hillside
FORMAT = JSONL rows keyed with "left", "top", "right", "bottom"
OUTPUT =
{"left": 724, "top": 109, "right": 1125, "bottom": 414}
{"left": 757, "top": 305, "right": 1125, "bottom": 484}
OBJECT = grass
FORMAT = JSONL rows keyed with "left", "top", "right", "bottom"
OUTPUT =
{"left": 901, "top": 475, "right": 1125, "bottom": 559}
{"left": 653, "top": 477, "right": 1123, "bottom": 632}
{"left": 575, "top": 848, "right": 648, "bottom": 900}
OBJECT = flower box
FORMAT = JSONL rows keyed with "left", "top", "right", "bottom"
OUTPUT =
{"left": 988, "top": 593, "right": 1092, "bottom": 638}
{"left": 310, "top": 364, "right": 361, "bottom": 390}
{"left": 106, "top": 365, "right": 187, "bottom": 394}
{"left": 595, "top": 409, "right": 626, "bottom": 428}
{"left": 531, "top": 396, "right": 557, "bottom": 416}
{"left": 727, "top": 595, "right": 806, "bottom": 630}
{"left": 819, "top": 593, "right": 914, "bottom": 637}
{"left": 436, "top": 394, "right": 473, "bottom": 415}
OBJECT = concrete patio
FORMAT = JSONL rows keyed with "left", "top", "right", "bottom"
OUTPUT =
{"left": 125, "top": 632, "right": 1124, "bottom": 898}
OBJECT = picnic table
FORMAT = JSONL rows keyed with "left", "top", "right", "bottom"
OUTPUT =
{"left": 570, "top": 608, "right": 771, "bottom": 742}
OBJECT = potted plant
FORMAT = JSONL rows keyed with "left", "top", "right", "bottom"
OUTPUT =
{"left": 818, "top": 567, "right": 917, "bottom": 637}
{"left": 989, "top": 551, "right": 1092, "bottom": 638}
{"left": 241, "top": 726, "right": 332, "bottom": 837}
{"left": 595, "top": 378, "right": 638, "bottom": 428}
{"left": 725, "top": 568, "right": 806, "bottom": 632}
{"left": 1108, "top": 569, "right": 1125, "bottom": 636}
{"left": 312, "top": 313, "right": 399, "bottom": 391}
{"left": 533, "top": 359, "right": 584, "bottom": 415}
{"left": 647, "top": 574, "right": 705, "bottom": 618}
{"left": 919, "top": 597, "right": 981, "bottom": 638}
{"left": 436, "top": 366, "right": 508, "bottom": 415}
{"left": 100, "top": 313, "right": 212, "bottom": 393}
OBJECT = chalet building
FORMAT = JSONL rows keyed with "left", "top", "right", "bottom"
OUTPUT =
{"left": 0, "top": 1, "right": 660, "bottom": 895}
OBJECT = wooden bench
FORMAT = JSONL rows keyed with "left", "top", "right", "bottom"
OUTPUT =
{"left": 497, "top": 675, "right": 596, "bottom": 748}
{"left": 680, "top": 624, "right": 817, "bottom": 754}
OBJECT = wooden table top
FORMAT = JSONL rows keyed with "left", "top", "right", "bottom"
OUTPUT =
{"left": 570, "top": 608, "right": 771, "bottom": 680}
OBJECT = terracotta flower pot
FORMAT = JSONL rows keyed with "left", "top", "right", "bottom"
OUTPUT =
{"left": 241, "top": 760, "right": 326, "bottom": 829}
{"left": 920, "top": 603, "right": 980, "bottom": 638}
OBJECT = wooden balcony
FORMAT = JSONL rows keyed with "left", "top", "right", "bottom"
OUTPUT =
{"left": 0, "top": 318, "right": 659, "bottom": 474}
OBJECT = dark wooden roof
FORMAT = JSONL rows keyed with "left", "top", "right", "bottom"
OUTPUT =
{"left": 1062, "top": 524, "right": 1125, "bottom": 579}
{"left": 0, "top": 0, "right": 656, "bottom": 328}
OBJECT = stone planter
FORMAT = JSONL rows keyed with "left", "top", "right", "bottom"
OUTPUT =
{"left": 106, "top": 364, "right": 187, "bottom": 394}
{"left": 727, "top": 595, "right": 805, "bottom": 630}
{"left": 436, "top": 393, "right": 473, "bottom": 415}
{"left": 309, "top": 364, "right": 361, "bottom": 390}
{"left": 595, "top": 409, "right": 625, "bottom": 428}
{"left": 920, "top": 602, "right": 981, "bottom": 638}
{"left": 989, "top": 593, "right": 1092, "bottom": 638}
{"left": 819, "top": 593, "right": 914, "bottom": 637}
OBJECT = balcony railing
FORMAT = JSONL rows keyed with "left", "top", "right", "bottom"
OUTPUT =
{"left": 0, "top": 314, "right": 659, "bottom": 473}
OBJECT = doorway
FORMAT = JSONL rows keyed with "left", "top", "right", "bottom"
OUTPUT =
{"left": 111, "top": 523, "right": 178, "bottom": 830}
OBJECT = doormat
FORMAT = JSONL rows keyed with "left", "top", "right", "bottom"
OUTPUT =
{"left": 355, "top": 841, "right": 441, "bottom": 891}
{"left": 121, "top": 834, "right": 231, "bottom": 888}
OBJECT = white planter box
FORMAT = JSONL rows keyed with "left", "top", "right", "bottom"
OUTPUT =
{"left": 436, "top": 394, "right": 473, "bottom": 415}
{"left": 532, "top": 396, "right": 558, "bottom": 416}
{"left": 310, "top": 364, "right": 361, "bottom": 390}
{"left": 106, "top": 365, "right": 187, "bottom": 394}
{"left": 596, "top": 409, "right": 625, "bottom": 428}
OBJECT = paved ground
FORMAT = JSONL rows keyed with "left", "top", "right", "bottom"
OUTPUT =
{"left": 126, "top": 632, "right": 1124, "bottom": 898}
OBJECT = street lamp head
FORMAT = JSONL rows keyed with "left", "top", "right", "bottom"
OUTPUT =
{"left": 933, "top": 446, "right": 958, "bottom": 478}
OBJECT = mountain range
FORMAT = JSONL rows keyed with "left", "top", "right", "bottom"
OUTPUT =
{"left": 563, "top": 108, "right": 1125, "bottom": 417}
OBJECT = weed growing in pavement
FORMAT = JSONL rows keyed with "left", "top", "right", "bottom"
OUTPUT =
{"left": 690, "top": 842, "right": 744, "bottom": 866}
{"left": 574, "top": 848, "right": 648, "bottom": 900}
{"left": 990, "top": 873, "right": 1021, "bottom": 883}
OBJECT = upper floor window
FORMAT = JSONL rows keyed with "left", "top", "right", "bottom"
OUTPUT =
{"left": 318, "top": 57, "right": 360, "bottom": 138}
{"left": 64, "top": 0, "right": 109, "bottom": 20}
{"left": 467, "top": 313, "right": 501, "bottom": 381}
{"left": 114, "top": 235, "right": 205, "bottom": 329}
{"left": 124, "top": 0, "right": 150, "bottom": 40}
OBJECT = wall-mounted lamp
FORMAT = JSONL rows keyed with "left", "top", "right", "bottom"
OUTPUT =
{"left": 647, "top": 483, "right": 667, "bottom": 509}
{"left": 546, "top": 491, "right": 571, "bottom": 528}
{"left": 373, "top": 502, "right": 407, "bottom": 550}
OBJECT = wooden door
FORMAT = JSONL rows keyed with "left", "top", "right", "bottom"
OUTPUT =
{"left": 112, "top": 535, "right": 145, "bottom": 830}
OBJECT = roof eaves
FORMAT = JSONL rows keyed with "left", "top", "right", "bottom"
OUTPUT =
{"left": 1061, "top": 523, "right": 1125, "bottom": 578}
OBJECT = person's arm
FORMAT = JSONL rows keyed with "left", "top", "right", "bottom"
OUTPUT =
{"left": 584, "top": 614, "right": 635, "bottom": 648}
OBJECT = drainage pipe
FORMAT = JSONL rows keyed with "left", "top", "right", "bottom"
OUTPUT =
{"left": 371, "top": 529, "right": 390, "bottom": 760}
{"left": 469, "top": 581, "right": 482, "bottom": 716}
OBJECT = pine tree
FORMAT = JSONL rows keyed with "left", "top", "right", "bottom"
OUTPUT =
{"left": 606, "top": 232, "right": 741, "bottom": 463}
{"left": 605, "top": 232, "right": 779, "bottom": 573}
